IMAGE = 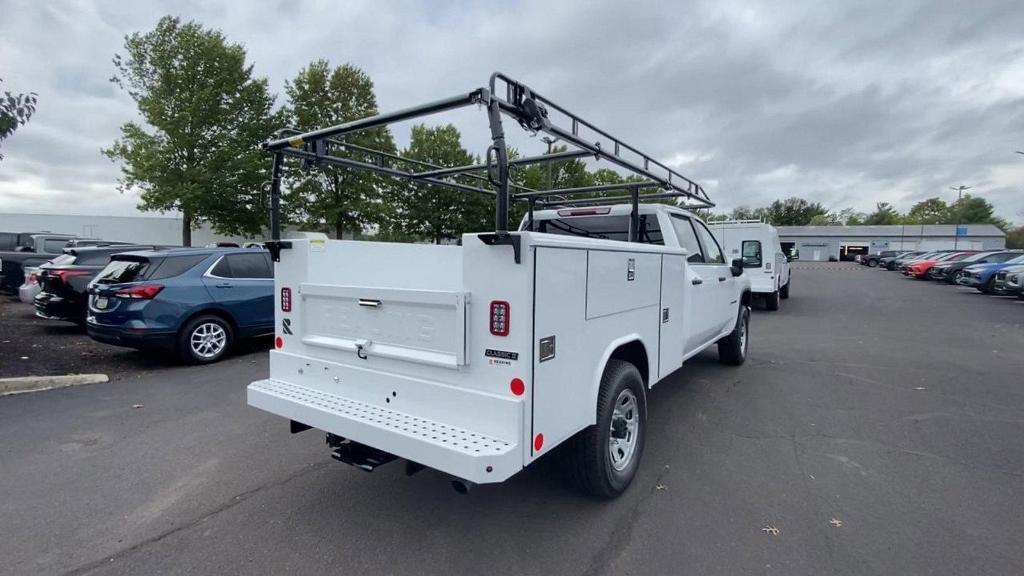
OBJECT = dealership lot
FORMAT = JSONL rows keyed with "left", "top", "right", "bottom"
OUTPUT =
{"left": 1, "top": 263, "right": 1023, "bottom": 576}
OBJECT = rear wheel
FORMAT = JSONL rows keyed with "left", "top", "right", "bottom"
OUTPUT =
{"left": 765, "top": 289, "right": 780, "bottom": 311}
{"left": 718, "top": 305, "right": 750, "bottom": 366}
{"left": 780, "top": 280, "right": 790, "bottom": 299}
{"left": 867, "top": 259, "right": 878, "bottom": 268}
{"left": 568, "top": 360, "right": 647, "bottom": 499}
{"left": 178, "top": 315, "right": 233, "bottom": 364}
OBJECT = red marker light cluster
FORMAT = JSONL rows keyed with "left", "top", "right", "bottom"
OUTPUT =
{"left": 275, "top": 336, "right": 284, "bottom": 349}
{"left": 280, "top": 287, "right": 292, "bottom": 312}
{"left": 114, "top": 284, "right": 163, "bottom": 299}
{"left": 490, "top": 301, "right": 509, "bottom": 336}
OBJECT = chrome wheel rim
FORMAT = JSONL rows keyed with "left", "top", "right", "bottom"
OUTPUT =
{"left": 608, "top": 389, "right": 640, "bottom": 471}
{"left": 191, "top": 322, "right": 227, "bottom": 359}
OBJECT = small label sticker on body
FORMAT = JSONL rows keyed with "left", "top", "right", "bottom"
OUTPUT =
{"left": 485, "top": 349, "right": 519, "bottom": 361}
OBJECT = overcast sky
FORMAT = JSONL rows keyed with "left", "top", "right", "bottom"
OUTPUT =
{"left": 1, "top": 0, "right": 1023, "bottom": 222}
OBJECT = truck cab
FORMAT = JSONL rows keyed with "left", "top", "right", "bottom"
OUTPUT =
{"left": 708, "top": 220, "right": 791, "bottom": 310}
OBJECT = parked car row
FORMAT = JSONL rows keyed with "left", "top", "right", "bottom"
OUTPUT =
{"left": 869, "top": 248, "right": 1024, "bottom": 298}
{"left": 8, "top": 238, "right": 275, "bottom": 365}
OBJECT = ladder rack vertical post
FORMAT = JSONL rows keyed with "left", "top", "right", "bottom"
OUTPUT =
{"left": 527, "top": 196, "right": 536, "bottom": 232}
{"left": 269, "top": 151, "right": 284, "bottom": 241}
{"left": 486, "top": 97, "right": 510, "bottom": 234}
{"left": 629, "top": 185, "right": 640, "bottom": 242}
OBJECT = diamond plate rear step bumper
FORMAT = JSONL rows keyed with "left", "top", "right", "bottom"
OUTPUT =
{"left": 248, "top": 379, "right": 521, "bottom": 483}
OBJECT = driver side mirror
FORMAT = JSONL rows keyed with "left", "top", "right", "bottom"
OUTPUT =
{"left": 730, "top": 258, "right": 744, "bottom": 277}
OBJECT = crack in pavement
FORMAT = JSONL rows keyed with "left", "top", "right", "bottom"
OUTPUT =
{"left": 61, "top": 461, "right": 330, "bottom": 576}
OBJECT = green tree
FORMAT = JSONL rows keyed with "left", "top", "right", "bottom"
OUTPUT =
{"left": 863, "top": 202, "right": 902, "bottom": 225}
{"left": 904, "top": 197, "right": 949, "bottom": 224}
{"left": 398, "top": 124, "right": 487, "bottom": 243}
{"left": 105, "top": 16, "right": 278, "bottom": 245}
{"left": 762, "top": 197, "right": 828, "bottom": 226}
{"left": 808, "top": 213, "right": 833, "bottom": 226}
{"left": 730, "top": 205, "right": 764, "bottom": 221}
{"left": 284, "top": 60, "right": 396, "bottom": 238}
{"left": 0, "top": 78, "right": 38, "bottom": 161}
{"left": 837, "top": 208, "right": 866, "bottom": 225}
{"left": 947, "top": 194, "right": 1008, "bottom": 230}
{"left": 1005, "top": 225, "right": 1024, "bottom": 249}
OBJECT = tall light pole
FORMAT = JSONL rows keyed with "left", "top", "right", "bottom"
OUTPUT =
{"left": 541, "top": 136, "right": 559, "bottom": 191}
{"left": 950, "top": 185, "right": 972, "bottom": 249}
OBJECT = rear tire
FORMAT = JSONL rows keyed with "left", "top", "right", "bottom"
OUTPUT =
{"left": 765, "top": 289, "right": 780, "bottom": 311}
{"left": 867, "top": 259, "right": 878, "bottom": 268}
{"left": 178, "top": 314, "right": 233, "bottom": 364}
{"left": 568, "top": 360, "right": 647, "bottom": 499}
{"left": 718, "top": 305, "right": 750, "bottom": 366}
{"left": 780, "top": 280, "right": 790, "bottom": 299}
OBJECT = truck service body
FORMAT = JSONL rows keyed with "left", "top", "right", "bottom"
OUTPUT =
{"left": 709, "top": 220, "right": 791, "bottom": 309}
{"left": 247, "top": 73, "right": 752, "bottom": 496}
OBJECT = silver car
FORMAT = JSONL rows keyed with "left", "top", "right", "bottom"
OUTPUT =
{"left": 18, "top": 265, "right": 41, "bottom": 303}
{"left": 998, "top": 266, "right": 1024, "bottom": 298}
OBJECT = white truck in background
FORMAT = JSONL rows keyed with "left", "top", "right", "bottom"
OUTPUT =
{"left": 709, "top": 220, "right": 791, "bottom": 310}
{"left": 247, "top": 73, "right": 752, "bottom": 497}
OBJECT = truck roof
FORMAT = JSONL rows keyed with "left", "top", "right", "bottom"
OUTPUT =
{"left": 530, "top": 203, "right": 696, "bottom": 221}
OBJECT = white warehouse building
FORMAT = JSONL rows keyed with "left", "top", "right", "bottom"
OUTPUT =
{"left": 777, "top": 224, "right": 1007, "bottom": 262}
{"left": 0, "top": 212, "right": 265, "bottom": 246}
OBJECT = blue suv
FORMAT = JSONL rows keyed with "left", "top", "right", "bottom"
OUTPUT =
{"left": 86, "top": 247, "right": 274, "bottom": 363}
{"left": 957, "top": 253, "right": 1024, "bottom": 293}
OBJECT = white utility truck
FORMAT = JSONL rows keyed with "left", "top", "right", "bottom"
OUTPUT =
{"left": 248, "top": 73, "right": 752, "bottom": 497}
{"left": 709, "top": 220, "right": 791, "bottom": 310}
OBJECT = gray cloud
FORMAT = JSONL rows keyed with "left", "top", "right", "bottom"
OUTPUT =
{"left": 0, "top": 0, "right": 1022, "bottom": 222}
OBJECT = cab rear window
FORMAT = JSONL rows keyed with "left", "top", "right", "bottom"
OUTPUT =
{"left": 534, "top": 215, "right": 664, "bottom": 244}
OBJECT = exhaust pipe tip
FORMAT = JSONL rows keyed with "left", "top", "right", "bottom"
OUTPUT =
{"left": 451, "top": 479, "right": 475, "bottom": 495}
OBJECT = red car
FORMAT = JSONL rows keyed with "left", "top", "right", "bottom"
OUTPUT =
{"left": 904, "top": 251, "right": 976, "bottom": 278}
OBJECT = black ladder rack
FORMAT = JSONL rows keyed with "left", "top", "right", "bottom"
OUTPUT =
{"left": 263, "top": 72, "right": 714, "bottom": 248}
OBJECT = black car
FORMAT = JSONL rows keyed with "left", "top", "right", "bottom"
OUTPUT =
{"left": 861, "top": 250, "right": 902, "bottom": 267}
{"left": 34, "top": 245, "right": 164, "bottom": 323}
{"left": 881, "top": 251, "right": 923, "bottom": 270}
{"left": 928, "top": 250, "right": 1022, "bottom": 284}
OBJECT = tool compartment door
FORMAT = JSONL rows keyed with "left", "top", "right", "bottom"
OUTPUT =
{"left": 300, "top": 283, "right": 469, "bottom": 369}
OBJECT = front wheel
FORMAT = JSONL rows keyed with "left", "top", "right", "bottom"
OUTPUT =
{"left": 178, "top": 315, "right": 234, "bottom": 364}
{"left": 568, "top": 360, "right": 647, "bottom": 499}
{"left": 950, "top": 270, "right": 964, "bottom": 284}
{"left": 867, "top": 259, "right": 878, "bottom": 268}
{"left": 718, "top": 305, "right": 750, "bottom": 366}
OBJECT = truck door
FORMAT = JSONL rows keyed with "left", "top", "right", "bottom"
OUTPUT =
{"left": 669, "top": 214, "right": 722, "bottom": 351}
{"left": 202, "top": 253, "right": 274, "bottom": 332}
{"left": 691, "top": 220, "right": 734, "bottom": 335}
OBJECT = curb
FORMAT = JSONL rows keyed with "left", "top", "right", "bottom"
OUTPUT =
{"left": 0, "top": 373, "right": 109, "bottom": 396}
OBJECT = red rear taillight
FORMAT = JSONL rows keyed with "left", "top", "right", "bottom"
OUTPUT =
{"left": 115, "top": 284, "right": 164, "bottom": 299}
{"left": 51, "top": 269, "right": 91, "bottom": 283}
{"left": 281, "top": 287, "right": 292, "bottom": 312}
{"left": 490, "top": 300, "right": 510, "bottom": 336}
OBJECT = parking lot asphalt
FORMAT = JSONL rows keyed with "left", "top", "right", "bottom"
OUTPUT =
{"left": 0, "top": 297, "right": 270, "bottom": 379}
{"left": 2, "top": 263, "right": 1023, "bottom": 576}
